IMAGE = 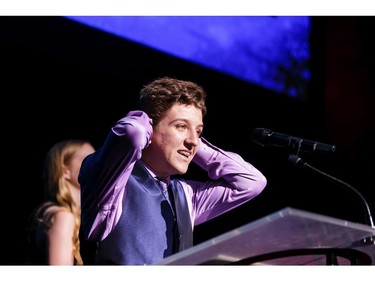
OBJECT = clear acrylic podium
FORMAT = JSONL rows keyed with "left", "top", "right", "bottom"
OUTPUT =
{"left": 157, "top": 207, "right": 375, "bottom": 265}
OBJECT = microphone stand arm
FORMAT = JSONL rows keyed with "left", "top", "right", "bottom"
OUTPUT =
{"left": 288, "top": 154, "right": 375, "bottom": 229}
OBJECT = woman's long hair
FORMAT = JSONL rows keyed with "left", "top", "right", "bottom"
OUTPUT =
{"left": 29, "top": 139, "right": 90, "bottom": 265}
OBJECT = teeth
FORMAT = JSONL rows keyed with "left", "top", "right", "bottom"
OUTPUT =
{"left": 180, "top": 151, "right": 190, "bottom": 157}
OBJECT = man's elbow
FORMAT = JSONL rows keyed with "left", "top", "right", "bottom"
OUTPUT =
{"left": 256, "top": 174, "right": 267, "bottom": 195}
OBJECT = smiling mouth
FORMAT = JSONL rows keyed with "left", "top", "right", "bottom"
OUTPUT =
{"left": 178, "top": 150, "right": 191, "bottom": 158}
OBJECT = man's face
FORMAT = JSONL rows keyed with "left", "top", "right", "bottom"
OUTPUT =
{"left": 143, "top": 103, "right": 203, "bottom": 177}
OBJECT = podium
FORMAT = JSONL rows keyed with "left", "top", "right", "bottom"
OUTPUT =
{"left": 157, "top": 207, "right": 375, "bottom": 265}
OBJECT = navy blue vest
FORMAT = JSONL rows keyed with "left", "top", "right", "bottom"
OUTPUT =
{"left": 95, "top": 161, "right": 193, "bottom": 265}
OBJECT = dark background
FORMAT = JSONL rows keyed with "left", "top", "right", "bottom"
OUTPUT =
{"left": 1, "top": 16, "right": 374, "bottom": 264}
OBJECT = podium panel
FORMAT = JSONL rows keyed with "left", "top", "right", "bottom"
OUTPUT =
{"left": 157, "top": 207, "right": 375, "bottom": 265}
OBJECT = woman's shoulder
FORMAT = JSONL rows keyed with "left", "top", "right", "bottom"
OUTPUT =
{"left": 42, "top": 203, "right": 73, "bottom": 224}
{"left": 44, "top": 204, "right": 75, "bottom": 233}
{"left": 44, "top": 204, "right": 69, "bottom": 215}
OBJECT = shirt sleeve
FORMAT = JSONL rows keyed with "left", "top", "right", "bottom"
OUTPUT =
{"left": 79, "top": 110, "right": 153, "bottom": 241}
{"left": 183, "top": 137, "right": 267, "bottom": 226}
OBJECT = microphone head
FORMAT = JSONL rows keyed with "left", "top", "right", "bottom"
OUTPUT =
{"left": 252, "top": 128, "right": 336, "bottom": 154}
{"left": 251, "top": 128, "right": 273, "bottom": 146}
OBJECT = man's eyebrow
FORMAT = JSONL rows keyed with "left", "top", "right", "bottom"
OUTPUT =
{"left": 170, "top": 118, "right": 204, "bottom": 127}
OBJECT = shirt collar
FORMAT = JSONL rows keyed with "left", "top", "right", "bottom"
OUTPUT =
{"left": 139, "top": 160, "right": 171, "bottom": 185}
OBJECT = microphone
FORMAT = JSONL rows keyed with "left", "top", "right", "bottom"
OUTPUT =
{"left": 252, "top": 128, "right": 336, "bottom": 154}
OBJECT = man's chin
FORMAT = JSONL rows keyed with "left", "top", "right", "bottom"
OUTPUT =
{"left": 174, "top": 165, "right": 189, "bottom": 175}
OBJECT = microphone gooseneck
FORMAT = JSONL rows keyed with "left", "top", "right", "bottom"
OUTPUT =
{"left": 288, "top": 154, "right": 375, "bottom": 229}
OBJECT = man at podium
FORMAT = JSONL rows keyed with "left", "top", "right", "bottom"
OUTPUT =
{"left": 78, "top": 77, "right": 267, "bottom": 265}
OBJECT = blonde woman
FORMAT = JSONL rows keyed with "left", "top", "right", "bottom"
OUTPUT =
{"left": 27, "top": 139, "right": 95, "bottom": 265}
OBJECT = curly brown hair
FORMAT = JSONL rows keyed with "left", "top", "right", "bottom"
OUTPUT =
{"left": 138, "top": 77, "right": 207, "bottom": 126}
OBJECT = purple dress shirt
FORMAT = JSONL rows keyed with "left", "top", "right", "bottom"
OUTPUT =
{"left": 79, "top": 110, "right": 267, "bottom": 242}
